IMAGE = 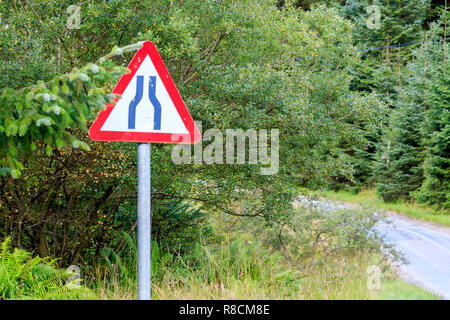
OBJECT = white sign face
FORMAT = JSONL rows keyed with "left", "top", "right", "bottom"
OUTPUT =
{"left": 100, "top": 56, "right": 189, "bottom": 134}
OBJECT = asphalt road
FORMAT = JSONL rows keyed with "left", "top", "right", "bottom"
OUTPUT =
{"left": 295, "top": 196, "right": 450, "bottom": 299}
{"left": 376, "top": 214, "right": 450, "bottom": 299}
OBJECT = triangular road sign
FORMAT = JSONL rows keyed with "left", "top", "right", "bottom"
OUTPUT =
{"left": 89, "top": 41, "right": 200, "bottom": 143}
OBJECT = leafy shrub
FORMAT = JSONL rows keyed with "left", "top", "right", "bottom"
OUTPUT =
{"left": 238, "top": 199, "right": 396, "bottom": 271}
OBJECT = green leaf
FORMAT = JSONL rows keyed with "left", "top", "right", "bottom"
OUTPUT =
{"left": 10, "top": 169, "right": 20, "bottom": 179}
{"left": 61, "top": 83, "right": 70, "bottom": 95}
{"left": 25, "top": 92, "right": 35, "bottom": 101}
{"left": 18, "top": 121, "right": 30, "bottom": 136}
{"left": 16, "top": 101, "right": 24, "bottom": 112}
{"left": 45, "top": 145, "right": 53, "bottom": 155}
{"left": 36, "top": 117, "right": 52, "bottom": 127}
{"left": 71, "top": 140, "right": 91, "bottom": 151}
{"left": 55, "top": 139, "right": 66, "bottom": 149}
{"left": 5, "top": 123, "right": 18, "bottom": 136}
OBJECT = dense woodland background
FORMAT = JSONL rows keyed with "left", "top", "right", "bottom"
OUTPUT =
{"left": 0, "top": 0, "right": 448, "bottom": 275}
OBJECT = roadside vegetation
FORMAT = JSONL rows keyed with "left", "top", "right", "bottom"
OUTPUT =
{"left": 0, "top": 205, "right": 440, "bottom": 300}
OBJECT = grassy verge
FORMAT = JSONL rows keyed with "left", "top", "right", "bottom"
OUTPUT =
{"left": 378, "top": 277, "right": 440, "bottom": 300}
{"left": 93, "top": 242, "right": 439, "bottom": 300}
{"left": 316, "top": 189, "right": 450, "bottom": 227}
{"left": 92, "top": 212, "right": 440, "bottom": 300}
{"left": 1, "top": 198, "right": 441, "bottom": 300}
{"left": 1, "top": 235, "right": 439, "bottom": 300}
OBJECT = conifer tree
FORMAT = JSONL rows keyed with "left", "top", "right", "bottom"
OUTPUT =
{"left": 331, "top": 0, "right": 430, "bottom": 189}
{"left": 375, "top": 19, "right": 448, "bottom": 202}
{"left": 374, "top": 61, "right": 426, "bottom": 201}
{"left": 415, "top": 51, "right": 449, "bottom": 210}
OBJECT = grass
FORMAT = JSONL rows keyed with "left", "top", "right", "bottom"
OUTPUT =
{"left": 379, "top": 277, "right": 440, "bottom": 300}
{"left": 1, "top": 197, "right": 442, "bottom": 300}
{"left": 1, "top": 234, "right": 439, "bottom": 300}
{"left": 90, "top": 235, "right": 440, "bottom": 300}
{"left": 92, "top": 247, "right": 440, "bottom": 300}
{"left": 316, "top": 189, "right": 450, "bottom": 227}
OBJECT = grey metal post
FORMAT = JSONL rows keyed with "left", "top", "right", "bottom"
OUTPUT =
{"left": 137, "top": 143, "right": 151, "bottom": 300}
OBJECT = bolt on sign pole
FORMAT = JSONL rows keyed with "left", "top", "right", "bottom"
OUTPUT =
{"left": 137, "top": 143, "right": 151, "bottom": 299}
{"left": 89, "top": 41, "right": 200, "bottom": 300}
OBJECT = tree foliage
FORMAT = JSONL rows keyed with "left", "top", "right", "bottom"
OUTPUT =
{"left": 375, "top": 17, "right": 449, "bottom": 205}
{"left": 0, "top": 0, "right": 389, "bottom": 263}
{"left": 0, "top": 61, "right": 125, "bottom": 178}
{"left": 415, "top": 60, "right": 450, "bottom": 210}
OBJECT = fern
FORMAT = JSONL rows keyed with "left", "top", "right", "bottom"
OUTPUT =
{"left": 0, "top": 237, "right": 90, "bottom": 299}
{"left": 0, "top": 237, "right": 12, "bottom": 262}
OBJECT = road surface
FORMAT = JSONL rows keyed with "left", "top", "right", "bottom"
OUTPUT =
{"left": 295, "top": 196, "right": 450, "bottom": 299}
{"left": 377, "top": 213, "right": 450, "bottom": 299}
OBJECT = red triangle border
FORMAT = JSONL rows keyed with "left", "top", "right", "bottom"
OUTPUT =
{"left": 89, "top": 41, "right": 200, "bottom": 144}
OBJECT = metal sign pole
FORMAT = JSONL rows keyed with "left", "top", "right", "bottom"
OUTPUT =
{"left": 88, "top": 42, "right": 200, "bottom": 300}
{"left": 137, "top": 143, "right": 151, "bottom": 300}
